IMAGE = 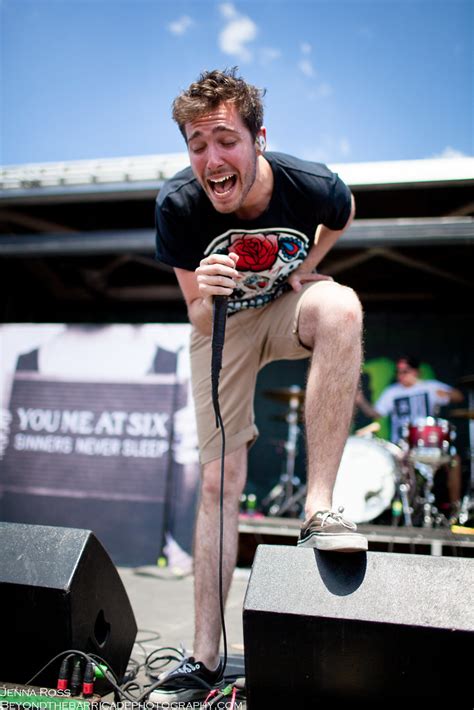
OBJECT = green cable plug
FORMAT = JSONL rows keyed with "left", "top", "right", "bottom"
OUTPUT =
{"left": 93, "top": 663, "right": 109, "bottom": 679}
{"left": 220, "top": 684, "right": 234, "bottom": 696}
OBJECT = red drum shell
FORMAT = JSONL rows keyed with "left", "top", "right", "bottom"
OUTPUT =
{"left": 406, "top": 417, "right": 454, "bottom": 464}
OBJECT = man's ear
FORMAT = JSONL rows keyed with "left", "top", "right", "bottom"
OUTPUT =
{"left": 255, "top": 128, "right": 267, "bottom": 153}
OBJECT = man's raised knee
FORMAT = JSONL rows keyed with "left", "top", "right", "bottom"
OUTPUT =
{"left": 299, "top": 282, "right": 362, "bottom": 347}
{"left": 324, "top": 283, "right": 363, "bottom": 326}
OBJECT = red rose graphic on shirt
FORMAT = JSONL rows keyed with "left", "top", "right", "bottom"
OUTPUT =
{"left": 230, "top": 233, "right": 279, "bottom": 272}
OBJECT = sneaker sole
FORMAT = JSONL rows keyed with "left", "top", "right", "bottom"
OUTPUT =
{"left": 297, "top": 533, "right": 368, "bottom": 552}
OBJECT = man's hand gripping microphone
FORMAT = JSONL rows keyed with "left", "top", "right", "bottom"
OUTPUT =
{"left": 211, "top": 295, "right": 228, "bottom": 428}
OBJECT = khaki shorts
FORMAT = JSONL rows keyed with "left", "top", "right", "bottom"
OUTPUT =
{"left": 190, "top": 283, "right": 316, "bottom": 464}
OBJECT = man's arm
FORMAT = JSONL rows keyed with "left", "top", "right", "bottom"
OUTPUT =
{"left": 288, "top": 193, "right": 356, "bottom": 292}
{"left": 355, "top": 389, "right": 382, "bottom": 420}
{"left": 174, "top": 252, "right": 239, "bottom": 336}
{"left": 435, "top": 386, "right": 464, "bottom": 404}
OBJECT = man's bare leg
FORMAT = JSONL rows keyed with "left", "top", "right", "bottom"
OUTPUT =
{"left": 193, "top": 445, "right": 247, "bottom": 669}
{"left": 297, "top": 282, "right": 363, "bottom": 516}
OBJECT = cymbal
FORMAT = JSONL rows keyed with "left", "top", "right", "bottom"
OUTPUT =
{"left": 457, "top": 374, "right": 474, "bottom": 387}
{"left": 354, "top": 422, "right": 381, "bottom": 437}
{"left": 450, "top": 409, "right": 474, "bottom": 420}
{"left": 264, "top": 386, "right": 305, "bottom": 403}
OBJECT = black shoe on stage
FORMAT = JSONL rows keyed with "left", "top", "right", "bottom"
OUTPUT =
{"left": 149, "top": 656, "right": 224, "bottom": 704}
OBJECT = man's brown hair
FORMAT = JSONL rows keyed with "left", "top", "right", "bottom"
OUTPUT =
{"left": 172, "top": 68, "right": 265, "bottom": 141}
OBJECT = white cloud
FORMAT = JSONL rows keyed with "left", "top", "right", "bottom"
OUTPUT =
{"left": 167, "top": 15, "right": 194, "bottom": 36}
{"left": 431, "top": 146, "right": 470, "bottom": 159}
{"left": 259, "top": 47, "right": 281, "bottom": 65}
{"left": 219, "top": 2, "right": 239, "bottom": 20}
{"left": 218, "top": 3, "right": 258, "bottom": 62}
{"left": 300, "top": 42, "right": 312, "bottom": 55}
{"left": 298, "top": 58, "right": 315, "bottom": 77}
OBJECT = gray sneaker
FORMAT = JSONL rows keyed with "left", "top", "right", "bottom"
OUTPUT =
{"left": 297, "top": 508, "right": 368, "bottom": 552}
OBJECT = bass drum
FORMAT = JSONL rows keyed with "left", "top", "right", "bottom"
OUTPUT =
{"left": 332, "top": 436, "right": 402, "bottom": 523}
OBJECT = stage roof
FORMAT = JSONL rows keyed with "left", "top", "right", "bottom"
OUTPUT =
{"left": 1, "top": 153, "right": 473, "bottom": 321}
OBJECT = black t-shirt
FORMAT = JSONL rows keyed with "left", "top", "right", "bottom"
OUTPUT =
{"left": 155, "top": 151, "right": 351, "bottom": 314}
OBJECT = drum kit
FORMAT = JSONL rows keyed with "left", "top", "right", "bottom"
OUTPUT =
{"left": 261, "top": 378, "right": 474, "bottom": 528}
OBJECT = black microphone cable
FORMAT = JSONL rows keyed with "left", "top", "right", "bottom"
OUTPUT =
{"left": 210, "top": 294, "right": 229, "bottom": 675}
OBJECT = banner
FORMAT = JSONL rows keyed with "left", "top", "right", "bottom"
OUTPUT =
{"left": 0, "top": 324, "right": 199, "bottom": 567}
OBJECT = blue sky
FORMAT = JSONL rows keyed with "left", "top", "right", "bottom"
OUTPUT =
{"left": 2, "top": 0, "right": 473, "bottom": 166}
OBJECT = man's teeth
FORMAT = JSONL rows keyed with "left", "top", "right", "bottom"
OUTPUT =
{"left": 209, "top": 174, "right": 235, "bottom": 195}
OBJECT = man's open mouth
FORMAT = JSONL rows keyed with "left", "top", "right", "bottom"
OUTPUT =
{"left": 207, "top": 174, "right": 237, "bottom": 196}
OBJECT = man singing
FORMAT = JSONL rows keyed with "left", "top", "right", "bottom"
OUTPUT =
{"left": 154, "top": 67, "right": 367, "bottom": 702}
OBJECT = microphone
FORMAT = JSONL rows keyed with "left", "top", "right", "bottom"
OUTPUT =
{"left": 211, "top": 296, "right": 228, "bottom": 427}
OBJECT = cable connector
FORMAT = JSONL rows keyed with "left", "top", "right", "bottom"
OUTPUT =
{"left": 70, "top": 657, "right": 83, "bottom": 696}
{"left": 220, "top": 684, "right": 234, "bottom": 696}
{"left": 82, "top": 661, "right": 95, "bottom": 697}
{"left": 56, "top": 655, "right": 71, "bottom": 691}
{"left": 93, "top": 663, "right": 108, "bottom": 679}
{"left": 203, "top": 688, "right": 219, "bottom": 706}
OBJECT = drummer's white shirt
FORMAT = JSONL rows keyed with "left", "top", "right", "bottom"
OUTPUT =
{"left": 374, "top": 379, "right": 452, "bottom": 443}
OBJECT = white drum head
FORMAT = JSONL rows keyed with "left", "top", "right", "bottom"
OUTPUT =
{"left": 332, "top": 436, "right": 397, "bottom": 523}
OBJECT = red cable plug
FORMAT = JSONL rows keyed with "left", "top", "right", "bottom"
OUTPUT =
{"left": 57, "top": 656, "right": 71, "bottom": 691}
{"left": 82, "top": 661, "right": 95, "bottom": 697}
{"left": 203, "top": 689, "right": 219, "bottom": 706}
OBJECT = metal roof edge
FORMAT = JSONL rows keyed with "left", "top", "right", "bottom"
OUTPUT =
{"left": 1, "top": 154, "right": 472, "bottom": 197}
{"left": 331, "top": 157, "right": 474, "bottom": 188}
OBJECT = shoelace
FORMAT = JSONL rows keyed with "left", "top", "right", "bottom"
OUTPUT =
{"left": 164, "top": 658, "right": 200, "bottom": 680}
{"left": 166, "top": 657, "right": 221, "bottom": 687}
{"left": 171, "top": 661, "right": 201, "bottom": 675}
{"left": 320, "top": 506, "right": 354, "bottom": 529}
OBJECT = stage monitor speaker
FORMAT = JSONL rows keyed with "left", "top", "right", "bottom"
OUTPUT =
{"left": 0, "top": 522, "right": 137, "bottom": 687}
{"left": 243, "top": 545, "right": 474, "bottom": 703}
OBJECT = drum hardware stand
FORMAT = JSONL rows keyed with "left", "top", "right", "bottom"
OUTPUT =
{"left": 261, "top": 386, "right": 304, "bottom": 517}
{"left": 452, "top": 415, "right": 474, "bottom": 525}
{"left": 415, "top": 462, "right": 449, "bottom": 528}
{"left": 398, "top": 482, "right": 413, "bottom": 526}
{"left": 268, "top": 480, "right": 307, "bottom": 517}
{"left": 262, "top": 474, "right": 303, "bottom": 517}
{"left": 394, "top": 445, "right": 417, "bottom": 526}
{"left": 458, "top": 451, "right": 474, "bottom": 525}
{"left": 451, "top": 374, "right": 474, "bottom": 525}
{"left": 458, "top": 493, "right": 474, "bottom": 525}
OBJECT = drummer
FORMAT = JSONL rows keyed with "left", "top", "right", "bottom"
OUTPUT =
{"left": 356, "top": 355, "right": 464, "bottom": 510}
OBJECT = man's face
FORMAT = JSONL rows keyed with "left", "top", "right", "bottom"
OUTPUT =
{"left": 184, "top": 101, "right": 259, "bottom": 214}
{"left": 396, "top": 360, "right": 418, "bottom": 387}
